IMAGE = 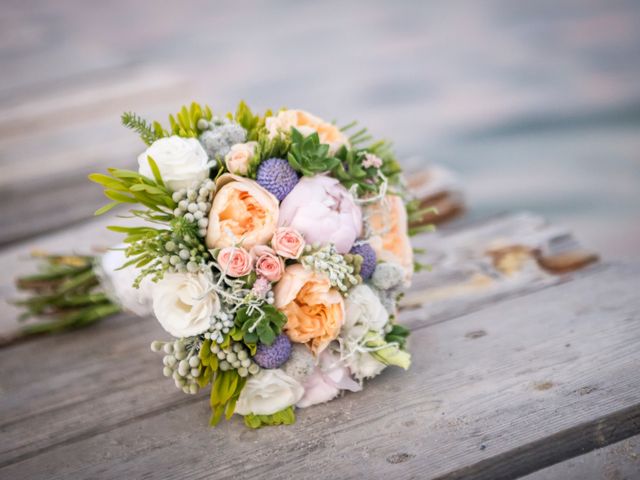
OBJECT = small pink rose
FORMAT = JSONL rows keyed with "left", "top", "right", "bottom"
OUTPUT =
{"left": 250, "top": 245, "right": 284, "bottom": 282}
{"left": 272, "top": 227, "right": 305, "bottom": 259}
{"left": 217, "top": 246, "right": 252, "bottom": 277}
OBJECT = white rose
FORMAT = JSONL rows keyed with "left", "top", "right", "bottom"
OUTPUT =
{"left": 339, "top": 285, "right": 390, "bottom": 381}
{"left": 224, "top": 141, "right": 257, "bottom": 175}
{"left": 343, "top": 284, "right": 389, "bottom": 340}
{"left": 151, "top": 273, "right": 219, "bottom": 337}
{"left": 235, "top": 369, "right": 304, "bottom": 416}
{"left": 96, "top": 246, "right": 154, "bottom": 317}
{"left": 138, "top": 136, "right": 209, "bottom": 191}
{"left": 345, "top": 351, "right": 386, "bottom": 381}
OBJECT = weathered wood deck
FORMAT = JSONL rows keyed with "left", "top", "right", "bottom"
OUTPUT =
{"left": 1, "top": 207, "right": 638, "bottom": 479}
{"left": 1, "top": 1, "right": 640, "bottom": 478}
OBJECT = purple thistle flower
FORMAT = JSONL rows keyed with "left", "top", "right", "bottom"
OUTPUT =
{"left": 253, "top": 334, "right": 292, "bottom": 369}
{"left": 350, "top": 243, "right": 377, "bottom": 280}
{"left": 256, "top": 158, "right": 299, "bottom": 201}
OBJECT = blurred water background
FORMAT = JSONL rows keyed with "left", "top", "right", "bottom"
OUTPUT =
{"left": 1, "top": 0, "right": 639, "bottom": 258}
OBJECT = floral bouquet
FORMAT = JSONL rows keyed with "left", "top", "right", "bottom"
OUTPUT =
{"left": 89, "top": 102, "right": 432, "bottom": 428}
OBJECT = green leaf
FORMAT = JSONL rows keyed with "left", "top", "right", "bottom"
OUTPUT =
{"left": 88, "top": 173, "right": 126, "bottom": 189}
{"left": 257, "top": 321, "right": 275, "bottom": 346}
{"left": 234, "top": 305, "right": 286, "bottom": 348}
{"left": 146, "top": 156, "right": 166, "bottom": 188}
{"left": 243, "top": 406, "right": 296, "bottom": 429}
{"left": 94, "top": 202, "right": 119, "bottom": 216}
{"left": 104, "top": 190, "right": 136, "bottom": 203}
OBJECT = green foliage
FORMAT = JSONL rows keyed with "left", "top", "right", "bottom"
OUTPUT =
{"left": 232, "top": 304, "right": 287, "bottom": 346}
{"left": 109, "top": 218, "right": 208, "bottom": 287}
{"left": 244, "top": 406, "right": 296, "bottom": 429}
{"left": 121, "top": 112, "right": 168, "bottom": 146}
{"left": 13, "top": 254, "right": 120, "bottom": 338}
{"left": 366, "top": 331, "right": 411, "bottom": 370}
{"left": 122, "top": 102, "right": 213, "bottom": 144}
{"left": 209, "top": 370, "right": 247, "bottom": 426}
{"left": 331, "top": 147, "right": 380, "bottom": 195}
{"left": 197, "top": 339, "right": 218, "bottom": 388}
{"left": 406, "top": 199, "right": 438, "bottom": 226}
{"left": 168, "top": 102, "right": 213, "bottom": 138}
{"left": 228, "top": 101, "right": 269, "bottom": 141}
{"left": 340, "top": 121, "right": 404, "bottom": 188}
{"left": 385, "top": 324, "right": 410, "bottom": 350}
{"left": 89, "top": 159, "right": 176, "bottom": 218}
{"left": 288, "top": 128, "right": 340, "bottom": 176}
{"left": 241, "top": 129, "right": 292, "bottom": 179}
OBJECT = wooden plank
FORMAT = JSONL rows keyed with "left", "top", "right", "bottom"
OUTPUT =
{"left": 522, "top": 434, "right": 640, "bottom": 480}
{"left": 0, "top": 68, "right": 191, "bottom": 247}
{"left": 0, "top": 262, "right": 638, "bottom": 478}
{"left": 401, "top": 212, "right": 598, "bottom": 329}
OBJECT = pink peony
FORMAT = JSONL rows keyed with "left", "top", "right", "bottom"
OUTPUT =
{"left": 297, "top": 350, "right": 361, "bottom": 408}
{"left": 217, "top": 246, "right": 252, "bottom": 277}
{"left": 250, "top": 245, "right": 284, "bottom": 282}
{"left": 272, "top": 227, "right": 305, "bottom": 259}
{"left": 278, "top": 176, "right": 362, "bottom": 254}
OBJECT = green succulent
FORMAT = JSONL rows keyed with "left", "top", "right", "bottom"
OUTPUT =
{"left": 287, "top": 128, "right": 340, "bottom": 176}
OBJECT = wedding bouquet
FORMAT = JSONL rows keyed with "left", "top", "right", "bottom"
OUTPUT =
{"left": 89, "top": 102, "right": 431, "bottom": 428}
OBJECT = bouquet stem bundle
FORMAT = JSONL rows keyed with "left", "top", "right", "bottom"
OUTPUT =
{"left": 14, "top": 253, "right": 120, "bottom": 338}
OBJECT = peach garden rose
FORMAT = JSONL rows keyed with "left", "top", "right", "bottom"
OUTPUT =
{"left": 366, "top": 194, "right": 414, "bottom": 282}
{"left": 266, "top": 109, "right": 349, "bottom": 155}
{"left": 224, "top": 141, "right": 257, "bottom": 176}
{"left": 206, "top": 174, "right": 279, "bottom": 251}
{"left": 274, "top": 264, "right": 344, "bottom": 356}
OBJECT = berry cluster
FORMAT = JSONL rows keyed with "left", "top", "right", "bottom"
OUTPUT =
{"left": 300, "top": 243, "right": 362, "bottom": 293}
{"left": 209, "top": 342, "right": 260, "bottom": 378}
{"left": 204, "top": 312, "right": 235, "bottom": 344}
{"left": 151, "top": 339, "right": 203, "bottom": 395}
{"left": 172, "top": 179, "right": 215, "bottom": 237}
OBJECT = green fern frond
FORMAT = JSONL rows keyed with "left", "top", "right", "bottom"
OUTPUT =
{"left": 121, "top": 112, "right": 167, "bottom": 145}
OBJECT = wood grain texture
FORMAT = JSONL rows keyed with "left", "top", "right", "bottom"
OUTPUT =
{"left": 522, "top": 434, "right": 640, "bottom": 480}
{"left": 0, "top": 262, "right": 638, "bottom": 479}
{"left": 0, "top": 67, "right": 190, "bottom": 247}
